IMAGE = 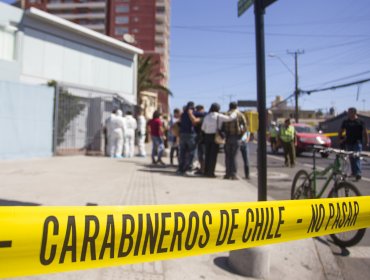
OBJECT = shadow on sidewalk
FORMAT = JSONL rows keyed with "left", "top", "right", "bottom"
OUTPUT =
{"left": 213, "top": 256, "right": 240, "bottom": 276}
{"left": 0, "top": 199, "right": 40, "bottom": 206}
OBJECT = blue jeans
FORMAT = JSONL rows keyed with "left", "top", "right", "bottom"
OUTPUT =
{"left": 178, "top": 133, "right": 196, "bottom": 173}
{"left": 346, "top": 142, "right": 362, "bottom": 176}
{"left": 240, "top": 142, "right": 250, "bottom": 178}
{"left": 151, "top": 136, "right": 164, "bottom": 162}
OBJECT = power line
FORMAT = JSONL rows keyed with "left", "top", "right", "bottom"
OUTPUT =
{"left": 301, "top": 77, "right": 370, "bottom": 95}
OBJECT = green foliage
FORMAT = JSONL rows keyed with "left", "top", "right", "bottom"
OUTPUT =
{"left": 56, "top": 91, "right": 86, "bottom": 145}
{"left": 48, "top": 81, "right": 86, "bottom": 145}
{"left": 137, "top": 55, "right": 173, "bottom": 96}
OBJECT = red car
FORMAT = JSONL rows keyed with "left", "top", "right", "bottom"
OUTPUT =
{"left": 292, "top": 123, "right": 331, "bottom": 157}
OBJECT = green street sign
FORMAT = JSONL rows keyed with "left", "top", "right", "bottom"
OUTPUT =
{"left": 238, "top": 0, "right": 254, "bottom": 17}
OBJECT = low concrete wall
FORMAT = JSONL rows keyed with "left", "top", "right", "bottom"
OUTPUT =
{"left": 0, "top": 80, "right": 54, "bottom": 159}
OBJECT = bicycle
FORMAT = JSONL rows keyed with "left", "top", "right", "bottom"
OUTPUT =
{"left": 291, "top": 145, "right": 367, "bottom": 247}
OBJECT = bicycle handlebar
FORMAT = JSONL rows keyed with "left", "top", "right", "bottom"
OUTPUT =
{"left": 313, "top": 145, "right": 369, "bottom": 158}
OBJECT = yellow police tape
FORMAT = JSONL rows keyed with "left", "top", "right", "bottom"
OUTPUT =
{"left": 1, "top": 197, "right": 370, "bottom": 278}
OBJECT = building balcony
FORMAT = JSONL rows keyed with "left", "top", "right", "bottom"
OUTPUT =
{"left": 57, "top": 13, "right": 105, "bottom": 20}
{"left": 82, "top": 23, "right": 105, "bottom": 32}
{"left": 47, "top": 2, "right": 106, "bottom": 10}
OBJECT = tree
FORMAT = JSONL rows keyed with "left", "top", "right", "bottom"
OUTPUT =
{"left": 137, "top": 55, "right": 172, "bottom": 97}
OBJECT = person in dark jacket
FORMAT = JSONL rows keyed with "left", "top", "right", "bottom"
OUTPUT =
{"left": 339, "top": 107, "right": 369, "bottom": 181}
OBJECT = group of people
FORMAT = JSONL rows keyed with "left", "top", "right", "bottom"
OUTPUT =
{"left": 105, "top": 108, "right": 146, "bottom": 158}
{"left": 106, "top": 104, "right": 368, "bottom": 182}
{"left": 268, "top": 107, "right": 368, "bottom": 181}
{"left": 150, "top": 101, "right": 251, "bottom": 180}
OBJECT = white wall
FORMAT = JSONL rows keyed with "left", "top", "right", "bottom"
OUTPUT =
{"left": 0, "top": 81, "right": 54, "bottom": 160}
{"left": 21, "top": 27, "right": 134, "bottom": 97}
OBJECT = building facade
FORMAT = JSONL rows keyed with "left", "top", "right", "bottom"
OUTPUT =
{"left": 18, "top": 0, "right": 171, "bottom": 113}
{"left": 0, "top": 2, "right": 143, "bottom": 157}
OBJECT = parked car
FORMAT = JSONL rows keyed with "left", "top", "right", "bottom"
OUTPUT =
{"left": 292, "top": 123, "right": 331, "bottom": 157}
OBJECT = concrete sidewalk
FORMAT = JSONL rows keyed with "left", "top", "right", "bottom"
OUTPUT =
{"left": 0, "top": 155, "right": 342, "bottom": 280}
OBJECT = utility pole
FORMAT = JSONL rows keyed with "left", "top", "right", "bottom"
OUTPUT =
{"left": 224, "top": 94, "right": 236, "bottom": 104}
{"left": 287, "top": 50, "right": 304, "bottom": 123}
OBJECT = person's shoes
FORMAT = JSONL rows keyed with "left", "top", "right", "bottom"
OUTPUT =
{"left": 355, "top": 175, "right": 362, "bottom": 181}
{"left": 194, "top": 170, "right": 203, "bottom": 175}
{"left": 291, "top": 163, "right": 295, "bottom": 168}
{"left": 176, "top": 170, "right": 184, "bottom": 176}
{"left": 158, "top": 159, "right": 166, "bottom": 166}
{"left": 206, "top": 174, "right": 216, "bottom": 178}
{"left": 223, "top": 175, "right": 230, "bottom": 179}
{"left": 230, "top": 175, "right": 239, "bottom": 180}
{"left": 284, "top": 163, "right": 289, "bottom": 167}
{"left": 184, "top": 170, "right": 194, "bottom": 177}
{"left": 245, "top": 175, "right": 250, "bottom": 180}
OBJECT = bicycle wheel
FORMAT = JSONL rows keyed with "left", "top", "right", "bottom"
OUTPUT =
{"left": 328, "top": 181, "right": 366, "bottom": 247}
{"left": 291, "top": 170, "right": 313, "bottom": 199}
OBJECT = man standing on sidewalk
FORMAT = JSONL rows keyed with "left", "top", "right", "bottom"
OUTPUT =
{"left": 279, "top": 118, "right": 296, "bottom": 167}
{"left": 339, "top": 107, "right": 369, "bottom": 181}
{"left": 222, "top": 102, "right": 247, "bottom": 180}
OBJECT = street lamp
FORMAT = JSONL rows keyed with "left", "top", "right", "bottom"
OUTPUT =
{"left": 268, "top": 52, "right": 303, "bottom": 123}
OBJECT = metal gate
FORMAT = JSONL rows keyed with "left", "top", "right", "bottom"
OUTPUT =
{"left": 53, "top": 83, "right": 134, "bottom": 156}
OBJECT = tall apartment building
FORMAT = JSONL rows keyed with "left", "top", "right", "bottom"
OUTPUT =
{"left": 18, "top": 0, "right": 171, "bottom": 113}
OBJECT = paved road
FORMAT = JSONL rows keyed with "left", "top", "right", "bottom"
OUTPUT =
{"left": 219, "top": 142, "right": 370, "bottom": 280}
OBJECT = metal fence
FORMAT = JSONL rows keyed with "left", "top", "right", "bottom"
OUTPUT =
{"left": 53, "top": 83, "right": 134, "bottom": 156}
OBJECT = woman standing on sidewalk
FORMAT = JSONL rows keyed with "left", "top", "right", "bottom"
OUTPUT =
{"left": 201, "top": 103, "right": 235, "bottom": 178}
{"left": 147, "top": 110, "right": 165, "bottom": 165}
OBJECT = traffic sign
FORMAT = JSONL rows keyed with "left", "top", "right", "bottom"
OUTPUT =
{"left": 238, "top": 0, "right": 254, "bottom": 17}
{"left": 237, "top": 100, "right": 258, "bottom": 107}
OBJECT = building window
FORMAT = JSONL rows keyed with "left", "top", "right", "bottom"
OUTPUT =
{"left": 132, "top": 28, "right": 139, "bottom": 33}
{"left": 133, "top": 17, "right": 139, "bottom": 23}
{"left": 115, "top": 16, "right": 129, "bottom": 24}
{"left": 115, "top": 27, "right": 129, "bottom": 36}
{"left": 0, "top": 27, "right": 16, "bottom": 61}
{"left": 115, "top": 5, "right": 129, "bottom": 13}
{"left": 156, "top": 6, "right": 165, "bottom": 13}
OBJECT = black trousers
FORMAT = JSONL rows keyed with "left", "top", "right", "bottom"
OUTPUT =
{"left": 225, "top": 135, "right": 240, "bottom": 177}
{"left": 204, "top": 133, "right": 219, "bottom": 177}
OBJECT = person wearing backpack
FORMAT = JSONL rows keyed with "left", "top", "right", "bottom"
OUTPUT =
{"left": 222, "top": 102, "right": 247, "bottom": 180}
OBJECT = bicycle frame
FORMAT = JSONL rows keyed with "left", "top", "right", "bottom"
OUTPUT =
{"left": 309, "top": 150, "right": 344, "bottom": 198}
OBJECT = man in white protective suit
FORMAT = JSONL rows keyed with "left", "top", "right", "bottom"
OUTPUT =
{"left": 136, "top": 108, "right": 147, "bottom": 157}
{"left": 124, "top": 111, "right": 137, "bottom": 158}
{"left": 110, "top": 109, "right": 125, "bottom": 158}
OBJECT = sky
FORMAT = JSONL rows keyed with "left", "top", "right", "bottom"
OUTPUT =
{"left": 169, "top": 0, "right": 370, "bottom": 114}
{"left": 2, "top": 0, "right": 369, "bottom": 115}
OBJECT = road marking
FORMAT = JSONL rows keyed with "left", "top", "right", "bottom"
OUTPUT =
{"left": 267, "top": 154, "right": 284, "bottom": 161}
{"left": 250, "top": 171, "right": 289, "bottom": 180}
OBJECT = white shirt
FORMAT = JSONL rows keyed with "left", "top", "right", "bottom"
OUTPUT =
{"left": 201, "top": 112, "right": 236, "bottom": 134}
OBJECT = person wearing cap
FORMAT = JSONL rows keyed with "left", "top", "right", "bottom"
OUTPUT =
{"left": 279, "top": 118, "right": 296, "bottom": 167}
{"left": 339, "top": 107, "right": 369, "bottom": 181}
